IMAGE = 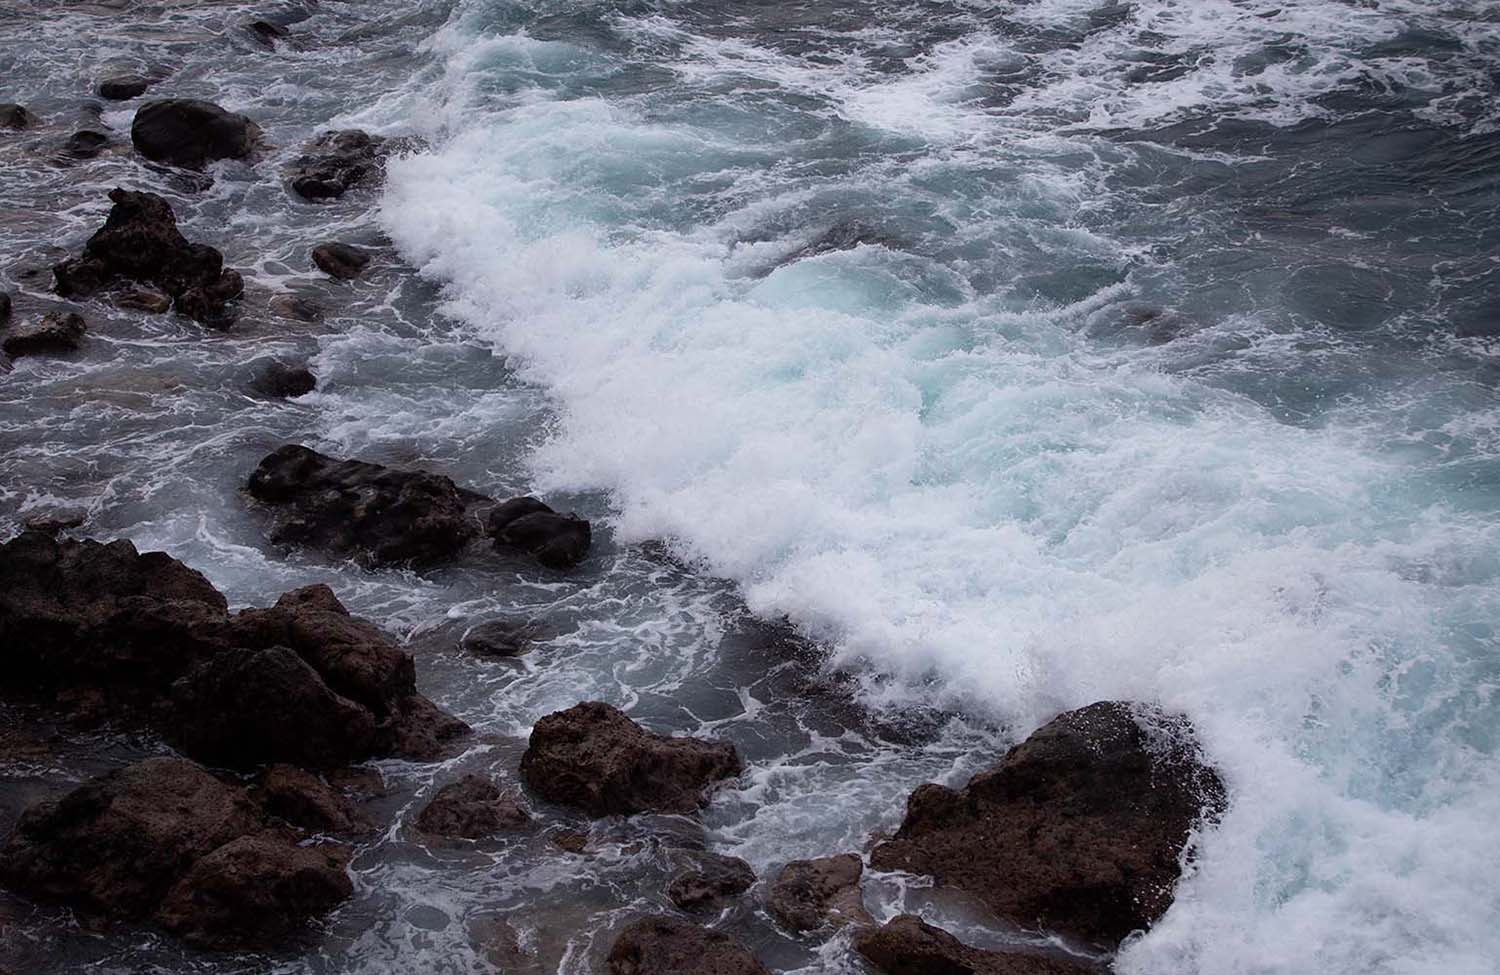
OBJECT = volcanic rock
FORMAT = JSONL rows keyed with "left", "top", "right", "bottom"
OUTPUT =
{"left": 485, "top": 496, "right": 591, "bottom": 569}
{"left": 98, "top": 75, "right": 152, "bottom": 100}
{"left": 606, "top": 917, "right": 769, "bottom": 975}
{"left": 414, "top": 774, "right": 531, "bottom": 838}
{"left": 252, "top": 359, "right": 316, "bottom": 398}
{"left": 130, "top": 99, "right": 259, "bottom": 169}
{"left": 854, "top": 915, "right": 1104, "bottom": 975}
{"left": 667, "top": 852, "right": 756, "bottom": 912}
{"left": 2, "top": 312, "right": 86, "bottom": 358}
{"left": 245, "top": 444, "right": 481, "bottom": 567}
{"left": 767, "top": 853, "right": 869, "bottom": 932}
{"left": 117, "top": 288, "right": 173, "bottom": 313}
{"left": 519, "top": 702, "right": 741, "bottom": 816}
{"left": 61, "top": 129, "right": 109, "bottom": 160}
{"left": 288, "top": 129, "right": 389, "bottom": 201}
{"left": 460, "top": 619, "right": 538, "bottom": 657}
{"left": 311, "top": 242, "right": 369, "bottom": 279}
{"left": 256, "top": 764, "right": 364, "bottom": 833}
{"left": 869, "top": 701, "right": 1225, "bottom": 948}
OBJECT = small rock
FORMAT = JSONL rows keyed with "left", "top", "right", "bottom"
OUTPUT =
{"left": 98, "top": 75, "right": 152, "bottom": 101}
{"left": 766, "top": 853, "right": 869, "bottom": 932}
{"left": 311, "top": 242, "right": 370, "bottom": 280}
{"left": 252, "top": 360, "right": 316, "bottom": 398}
{"left": 2, "top": 312, "right": 86, "bottom": 358}
{"left": 414, "top": 774, "right": 531, "bottom": 838}
{"left": 116, "top": 289, "right": 173, "bottom": 313}
{"left": 269, "top": 293, "right": 324, "bottom": 322}
{"left": 606, "top": 917, "right": 769, "bottom": 975}
{"left": 61, "top": 130, "right": 109, "bottom": 160}
{"left": 486, "top": 496, "right": 592, "bottom": 569}
{"left": 245, "top": 20, "right": 290, "bottom": 47}
{"left": 288, "top": 129, "right": 389, "bottom": 201}
{"left": 256, "top": 764, "right": 364, "bottom": 833}
{"left": 667, "top": 852, "right": 756, "bottom": 912}
{"left": 130, "top": 99, "right": 259, "bottom": 170}
{"left": 855, "top": 915, "right": 1104, "bottom": 975}
{"left": 0, "top": 104, "right": 37, "bottom": 129}
{"left": 551, "top": 829, "right": 588, "bottom": 854}
{"left": 519, "top": 701, "right": 742, "bottom": 817}
{"left": 0, "top": 292, "right": 11, "bottom": 325}
{"left": 460, "top": 619, "right": 538, "bottom": 657}
{"left": 20, "top": 508, "right": 87, "bottom": 534}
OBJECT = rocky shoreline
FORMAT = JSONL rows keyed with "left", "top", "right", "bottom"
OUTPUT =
{"left": 1, "top": 12, "right": 1228, "bottom": 975}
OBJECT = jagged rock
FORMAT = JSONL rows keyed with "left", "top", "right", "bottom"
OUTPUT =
{"left": 130, "top": 99, "right": 259, "bottom": 169}
{"left": 52, "top": 188, "right": 243, "bottom": 324}
{"left": 288, "top": 130, "right": 389, "bottom": 201}
{"left": 251, "top": 359, "right": 316, "bottom": 398}
{"left": 245, "top": 444, "right": 481, "bottom": 567}
{"left": 854, "top": 915, "right": 1104, "bottom": 975}
{"left": 870, "top": 702, "right": 1225, "bottom": 948}
{"left": 766, "top": 853, "right": 869, "bottom": 932}
{"left": 414, "top": 775, "right": 531, "bottom": 838}
{"left": 98, "top": 75, "right": 151, "bottom": 101}
{"left": 311, "top": 242, "right": 369, "bottom": 279}
{"left": 519, "top": 702, "right": 741, "bottom": 817}
{"left": 485, "top": 496, "right": 591, "bottom": 569}
{"left": 256, "top": 764, "right": 364, "bottom": 833}
{"left": 0, "top": 104, "right": 37, "bottom": 129}
{"left": 2, "top": 312, "right": 86, "bottom": 358}
{"left": 667, "top": 852, "right": 755, "bottom": 912}
{"left": 607, "top": 917, "right": 769, "bottom": 975}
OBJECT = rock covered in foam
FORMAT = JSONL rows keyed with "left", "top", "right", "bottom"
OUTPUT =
{"left": 870, "top": 701, "right": 1225, "bottom": 948}
{"left": 606, "top": 916, "right": 769, "bottom": 975}
{"left": 855, "top": 915, "right": 1104, "bottom": 975}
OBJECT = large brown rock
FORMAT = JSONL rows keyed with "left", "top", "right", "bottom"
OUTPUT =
{"left": 766, "top": 853, "right": 870, "bottom": 932}
{"left": 414, "top": 774, "right": 530, "bottom": 838}
{"left": 869, "top": 702, "right": 1225, "bottom": 949}
{"left": 519, "top": 702, "right": 741, "bottom": 817}
{"left": 854, "top": 915, "right": 1104, "bottom": 975}
{"left": 246, "top": 444, "right": 481, "bottom": 567}
{"left": 606, "top": 917, "right": 769, "bottom": 975}
{"left": 130, "top": 99, "right": 259, "bottom": 169}
{"left": 256, "top": 764, "right": 364, "bottom": 833}
{"left": 52, "top": 188, "right": 244, "bottom": 325}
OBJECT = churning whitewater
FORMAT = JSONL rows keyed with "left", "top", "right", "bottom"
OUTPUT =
{"left": 382, "top": 0, "right": 1500, "bottom": 973}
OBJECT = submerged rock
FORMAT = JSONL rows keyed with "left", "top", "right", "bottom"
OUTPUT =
{"left": 52, "top": 188, "right": 243, "bottom": 325}
{"left": 245, "top": 444, "right": 482, "bottom": 567}
{"left": 869, "top": 701, "right": 1225, "bottom": 948}
{"left": 0, "top": 103, "right": 38, "bottom": 129}
{"left": 244, "top": 19, "right": 290, "bottom": 48}
{"left": 268, "top": 293, "right": 324, "bottom": 321}
{"left": 855, "top": 915, "right": 1104, "bottom": 975}
{"left": 414, "top": 774, "right": 531, "bottom": 838}
{"left": 606, "top": 917, "right": 770, "bottom": 975}
{"left": 485, "top": 496, "right": 592, "bottom": 569}
{"left": 130, "top": 99, "right": 259, "bottom": 169}
{"left": 288, "top": 130, "right": 390, "bottom": 201}
{"left": 251, "top": 359, "right": 316, "bottom": 398}
{"left": 667, "top": 852, "right": 756, "bottom": 912}
{"left": 2, "top": 312, "right": 86, "bottom": 358}
{"left": 98, "top": 75, "right": 152, "bottom": 101}
{"left": 766, "top": 853, "right": 870, "bottom": 932}
{"left": 311, "top": 242, "right": 370, "bottom": 279}
{"left": 519, "top": 702, "right": 741, "bottom": 816}
{"left": 116, "top": 288, "right": 173, "bottom": 313}
{"left": 460, "top": 619, "right": 539, "bottom": 658}
{"left": 61, "top": 129, "right": 110, "bottom": 160}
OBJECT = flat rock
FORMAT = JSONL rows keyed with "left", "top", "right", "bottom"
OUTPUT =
{"left": 415, "top": 774, "right": 530, "bottom": 838}
{"left": 131, "top": 99, "right": 259, "bottom": 169}
{"left": 519, "top": 702, "right": 741, "bottom": 817}
{"left": 245, "top": 444, "right": 482, "bottom": 567}
{"left": 606, "top": 917, "right": 769, "bottom": 975}
{"left": 460, "top": 619, "right": 539, "bottom": 657}
{"left": 312, "top": 242, "right": 370, "bottom": 279}
{"left": 854, "top": 915, "right": 1104, "bottom": 975}
{"left": 667, "top": 852, "right": 756, "bottom": 912}
{"left": 870, "top": 701, "right": 1225, "bottom": 948}
{"left": 766, "top": 853, "right": 869, "bottom": 932}
{"left": 485, "top": 496, "right": 591, "bottom": 569}
{"left": 2, "top": 312, "right": 86, "bottom": 358}
{"left": 116, "top": 289, "right": 173, "bottom": 313}
{"left": 288, "top": 129, "right": 389, "bottom": 201}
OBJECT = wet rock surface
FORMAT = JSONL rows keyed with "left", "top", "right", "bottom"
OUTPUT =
{"left": 0, "top": 103, "right": 38, "bottom": 129}
{"left": 288, "top": 130, "right": 390, "bottom": 201}
{"left": 485, "top": 496, "right": 592, "bottom": 569}
{"left": 98, "top": 75, "right": 152, "bottom": 100}
{"left": 245, "top": 444, "right": 483, "bottom": 567}
{"left": 256, "top": 764, "right": 365, "bottom": 833}
{"left": 414, "top": 774, "right": 531, "bottom": 838}
{"left": 312, "top": 241, "right": 370, "bottom": 279}
{"left": 854, "top": 915, "right": 1104, "bottom": 975}
{"left": 52, "top": 188, "right": 244, "bottom": 324}
{"left": 252, "top": 359, "right": 317, "bottom": 398}
{"left": 667, "top": 852, "right": 756, "bottom": 912}
{"left": 460, "top": 619, "right": 540, "bottom": 657}
{"left": 870, "top": 701, "right": 1225, "bottom": 948}
{"left": 766, "top": 853, "right": 869, "bottom": 932}
{"left": 130, "top": 99, "right": 260, "bottom": 169}
{"left": 606, "top": 916, "right": 770, "bottom": 975}
{"left": 2, "top": 311, "right": 86, "bottom": 358}
{"left": 520, "top": 702, "right": 742, "bottom": 817}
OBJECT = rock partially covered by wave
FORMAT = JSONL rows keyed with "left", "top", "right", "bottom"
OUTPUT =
{"left": 288, "top": 129, "right": 391, "bottom": 201}
{"left": 130, "top": 98, "right": 259, "bottom": 169}
{"left": 870, "top": 701, "right": 1225, "bottom": 949}
{"left": 246, "top": 445, "right": 483, "bottom": 567}
{"left": 0, "top": 532, "right": 468, "bottom": 768}
{"left": 0, "top": 756, "right": 352, "bottom": 947}
{"left": 485, "top": 496, "right": 592, "bottom": 569}
{"left": 606, "top": 917, "right": 769, "bottom": 975}
{"left": 855, "top": 915, "right": 1103, "bottom": 975}
{"left": 520, "top": 702, "right": 741, "bottom": 816}
{"left": 2, "top": 311, "right": 87, "bottom": 359}
{"left": 52, "top": 188, "right": 244, "bottom": 325}
{"left": 667, "top": 852, "right": 756, "bottom": 912}
{"left": 766, "top": 853, "right": 870, "bottom": 932}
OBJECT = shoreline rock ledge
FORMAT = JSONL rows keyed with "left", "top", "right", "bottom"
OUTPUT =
{"left": 870, "top": 701, "right": 1225, "bottom": 949}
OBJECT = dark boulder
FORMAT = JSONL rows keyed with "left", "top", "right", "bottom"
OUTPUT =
{"left": 245, "top": 444, "right": 481, "bottom": 567}
{"left": 519, "top": 702, "right": 741, "bottom": 816}
{"left": 766, "top": 853, "right": 869, "bottom": 932}
{"left": 2, "top": 312, "right": 86, "bottom": 358}
{"left": 312, "top": 242, "right": 370, "bottom": 280}
{"left": 130, "top": 99, "right": 259, "bottom": 169}
{"left": 288, "top": 130, "right": 389, "bottom": 201}
{"left": 667, "top": 852, "right": 755, "bottom": 912}
{"left": 606, "top": 917, "right": 769, "bottom": 975}
{"left": 414, "top": 774, "right": 530, "bottom": 838}
{"left": 252, "top": 359, "right": 316, "bottom": 398}
{"left": 153, "top": 834, "right": 351, "bottom": 946}
{"left": 98, "top": 75, "right": 152, "bottom": 101}
{"left": 61, "top": 129, "right": 110, "bottom": 160}
{"left": 0, "top": 104, "right": 37, "bottom": 129}
{"left": 52, "top": 188, "right": 243, "bottom": 325}
{"left": 0, "top": 291, "right": 10, "bottom": 325}
{"left": 854, "top": 915, "right": 1104, "bottom": 975}
{"left": 256, "top": 764, "right": 364, "bottom": 833}
{"left": 460, "top": 619, "right": 539, "bottom": 657}
{"left": 869, "top": 702, "right": 1225, "bottom": 949}
{"left": 485, "top": 496, "right": 591, "bottom": 569}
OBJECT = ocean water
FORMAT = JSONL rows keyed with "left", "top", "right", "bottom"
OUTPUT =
{"left": 2, "top": 0, "right": 1499, "bottom": 974}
